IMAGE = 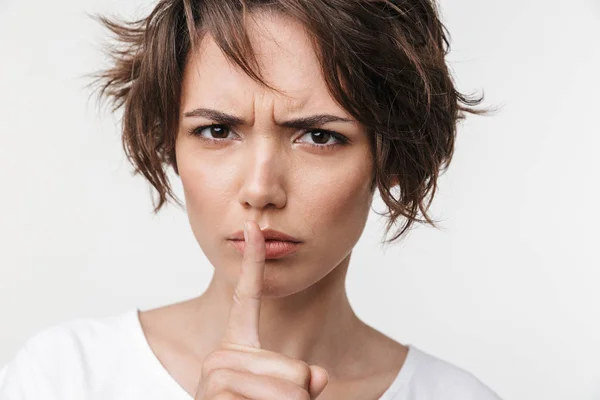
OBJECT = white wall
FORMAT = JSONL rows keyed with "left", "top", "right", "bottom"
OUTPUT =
{"left": 1, "top": 1, "right": 598, "bottom": 399}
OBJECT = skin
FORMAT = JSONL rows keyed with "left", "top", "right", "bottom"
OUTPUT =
{"left": 139, "top": 10, "right": 408, "bottom": 400}
{"left": 195, "top": 219, "right": 328, "bottom": 399}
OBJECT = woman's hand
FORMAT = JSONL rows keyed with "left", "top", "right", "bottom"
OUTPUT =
{"left": 194, "top": 220, "right": 329, "bottom": 400}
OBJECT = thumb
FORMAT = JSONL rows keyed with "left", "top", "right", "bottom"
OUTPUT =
{"left": 308, "top": 365, "right": 329, "bottom": 399}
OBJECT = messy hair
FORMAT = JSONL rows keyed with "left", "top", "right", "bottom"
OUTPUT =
{"left": 90, "top": 0, "right": 491, "bottom": 245}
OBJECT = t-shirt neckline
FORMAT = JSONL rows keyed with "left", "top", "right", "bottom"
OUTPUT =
{"left": 127, "top": 307, "right": 417, "bottom": 400}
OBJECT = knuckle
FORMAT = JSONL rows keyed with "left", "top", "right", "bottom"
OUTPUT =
{"left": 202, "top": 351, "right": 226, "bottom": 378}
{"left": 291, "top": 360, "right": 312, "bottom": 387}
{"left": 232, "top": 288, "right": 244, "bottom": 306}
{"left": 204, "top": 368, "right": 234, "bottom": 394}
{"left": 287, "top": 388, "right": 310, "bottom": 400}
{"left": 233, "top": 287, "right": 262, "bottom": 304}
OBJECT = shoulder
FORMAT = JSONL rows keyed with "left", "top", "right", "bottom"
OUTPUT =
{"left": 11, "top": 309, "right": 135, "bottom": 365}
{"left": 401, "top": 345, "right": 502, "bottom": 400}
{"left": 0, "top": 309, "right": 137, "bottom": 397}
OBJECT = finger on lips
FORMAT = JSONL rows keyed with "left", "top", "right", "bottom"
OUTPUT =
{"left": 222, "top": 220, "right": 266, "bottom": 349}
{"left": 196, "top": 219, "right": 327, "bottom": 399}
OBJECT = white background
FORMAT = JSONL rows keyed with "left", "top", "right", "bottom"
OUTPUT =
{"left": 1, "top": 1, "right": 599, "bottom": 399}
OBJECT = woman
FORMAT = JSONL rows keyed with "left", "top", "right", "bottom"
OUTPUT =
{"left": 0, "top": 0, "right": 501, "bottom": 399}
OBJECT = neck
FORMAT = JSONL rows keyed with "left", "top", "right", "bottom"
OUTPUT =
{"left": 186, "top": 252, "right": 366, "bottom": 371}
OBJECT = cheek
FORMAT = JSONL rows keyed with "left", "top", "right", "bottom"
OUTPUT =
{"left": 177, "top": 139, "right": 230, "bottom": 211}
{"left": 176, "top": 144, "right": 233, "bottom": 246}
{"left": 178, "top": 157, "right": 210, "bottom": 213}
{"left": 181, "top": 168, "right": 226, "bottom": 212}
{"left": 297, "top": 155, "right": 374, "bottom": 247}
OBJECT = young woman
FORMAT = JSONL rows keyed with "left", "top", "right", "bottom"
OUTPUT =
{"left": 0, "top": 0, "right": 501, "bottom": 399}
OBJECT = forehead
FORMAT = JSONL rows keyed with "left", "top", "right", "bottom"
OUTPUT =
{"left": 180, "top": 11, "right": 350, "bottom": 120}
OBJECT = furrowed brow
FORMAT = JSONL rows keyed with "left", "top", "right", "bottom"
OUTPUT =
{"left": 183, "top": 108, "right": 245, "bottom": 126}
{"left": 183, "top": 107, "right": 354, "bottom": 129}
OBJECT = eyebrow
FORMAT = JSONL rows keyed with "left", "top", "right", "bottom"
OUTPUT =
{"left": 183, "top": 107, "right": 354, "bottom": 129}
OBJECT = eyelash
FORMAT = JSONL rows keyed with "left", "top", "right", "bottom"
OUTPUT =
{"left": 187, "top": 124, "right": 349, "bottom": 151}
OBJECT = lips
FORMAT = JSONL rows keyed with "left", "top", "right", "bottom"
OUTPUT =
{"left": 228, "top": 228, "right": 302, "bottom": 243}
{"left": 228, "top": 239, "right": 301, "bottom": 259}
{"left": 227, "top": 227, "right": 303, "bottom": 259}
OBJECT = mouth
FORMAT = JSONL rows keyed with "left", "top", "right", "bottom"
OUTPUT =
{"left": 227, "top": 228, "right": 302, "bottom": 243}
{"left": 228, "top": 239, "right": 302, "bottom": 259}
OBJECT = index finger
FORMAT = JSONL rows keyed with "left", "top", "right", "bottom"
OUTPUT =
{"left": 221, "top": 219, "right": 266, "bottom": 349}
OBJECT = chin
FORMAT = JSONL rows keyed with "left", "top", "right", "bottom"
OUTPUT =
{"left": 222, "top": 255, "right": 321, "bottom": 299}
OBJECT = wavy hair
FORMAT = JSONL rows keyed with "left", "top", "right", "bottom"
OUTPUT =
{"left": 89, "top": 0, "right": 492, "bottom": 245}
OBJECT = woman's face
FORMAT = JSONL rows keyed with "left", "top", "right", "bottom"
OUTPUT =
{"left": 176, "top": 11, "right": 375, "bottom": 297}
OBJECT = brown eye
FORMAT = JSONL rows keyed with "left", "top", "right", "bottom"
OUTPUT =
{"left": 309, "top": 131, "right": 330, "bottom": 145}
{"left": 203, "top": 125, "right": 229, "bottom": 139}
{"left": 190, "top": 124, "right": 236, "bottom": 141}
{"left": 297, "top": 129, "right": 345, "bottom": 147}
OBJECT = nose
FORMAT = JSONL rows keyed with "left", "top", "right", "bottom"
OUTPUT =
{"left": 237, "top": 137, "right": 287, "bottom": 211}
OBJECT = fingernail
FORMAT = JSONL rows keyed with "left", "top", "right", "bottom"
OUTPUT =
{"left": 244, "top": 221, "right": 249, "bottom": 242}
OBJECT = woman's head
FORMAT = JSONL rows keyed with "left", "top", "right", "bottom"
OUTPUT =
{"left": 177, "top": 11, "right": 376, "bottom": 296}
{"left": 92, "top": 0, "right": 486, "bottom": 256}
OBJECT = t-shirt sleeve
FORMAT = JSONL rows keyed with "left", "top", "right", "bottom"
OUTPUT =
{"left": 0, "top": 311, "right": 151, "bottom": 400}
{"left": 0, "top": 324, "right": 79, "bottom": 400}
{"left": 405, "top": 347, "right": 503, "bottom": 400}
{"left": 0, "top": 337, "right": 44, "bottom": 399}
{"left": 440, "top": 368, "right": 503, "bottom": 400}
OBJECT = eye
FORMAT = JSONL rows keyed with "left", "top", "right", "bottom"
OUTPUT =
{"left": 188, "top": 124, "right": 238, "bottom": 142}
{"left": 188, "top": 124, "right": 349, "bottom": 151}
{"left": 295, "top": 129, "right": 349, "bottom": 150}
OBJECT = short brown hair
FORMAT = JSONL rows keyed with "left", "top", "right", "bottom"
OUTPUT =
{"left": 90, "top": 0, "right": 491, "bottom": 245}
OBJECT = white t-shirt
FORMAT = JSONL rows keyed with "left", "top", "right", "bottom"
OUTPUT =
{"left": 0, "top": 308, "right": 502, "bottom": 400}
